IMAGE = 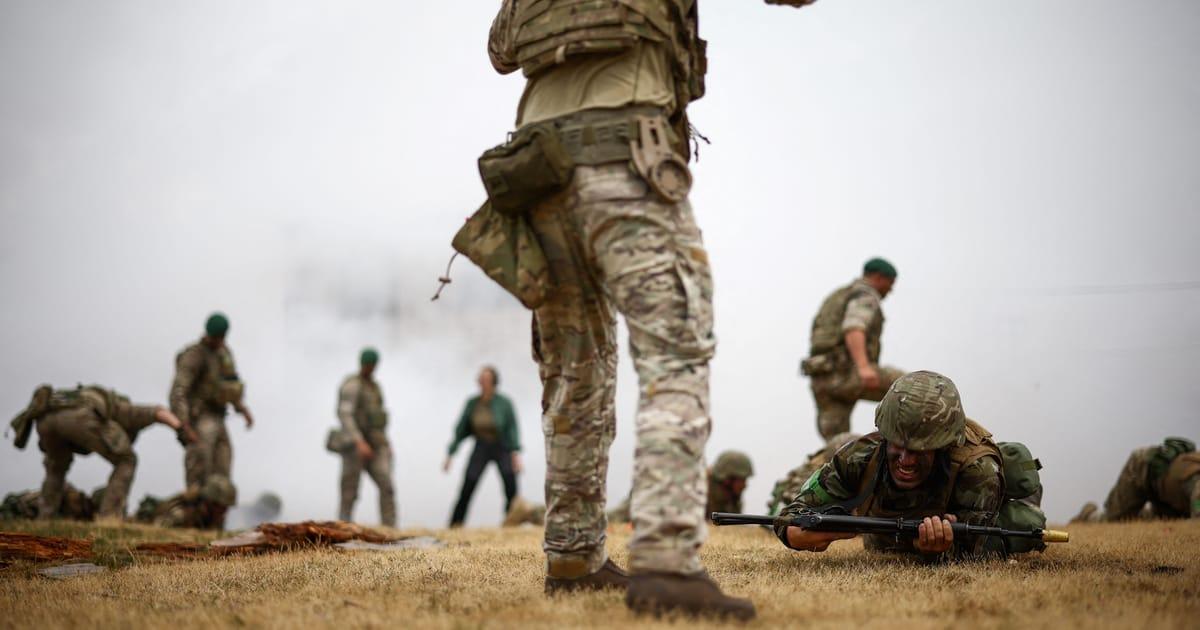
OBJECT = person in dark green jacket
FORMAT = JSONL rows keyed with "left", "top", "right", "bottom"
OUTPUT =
{"left": 443, "top": 366, "right": 522, "bottom": 526}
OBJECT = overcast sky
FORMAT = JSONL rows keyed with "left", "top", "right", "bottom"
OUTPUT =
{"left": 1, "top": 1, "right": 1197, "bottom": 528}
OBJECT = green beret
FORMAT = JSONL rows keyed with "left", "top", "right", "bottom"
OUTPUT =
{"left": 863, "top": 257, "right": 897, "bottom": 279}
{"left": 360, "top": 347, "right": 380, "bottom": 366}
{"left": 205, "top": 313, "right": 230, "bottom": 337}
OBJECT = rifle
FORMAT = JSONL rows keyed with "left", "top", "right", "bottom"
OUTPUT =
{"left": 711, "top": 511, "right": 1070, "bottom": 544}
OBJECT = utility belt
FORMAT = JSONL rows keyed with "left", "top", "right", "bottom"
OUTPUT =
{"left": 478, "top": 106, "right": 692, "bottom": 217}
{"left": 800, "top": 349, "right": 850, "bottom": 377}
{"left": 453, "top": 106, "right": 692, "bottom": 311}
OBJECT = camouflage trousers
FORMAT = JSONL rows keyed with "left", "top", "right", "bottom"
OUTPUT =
{"left": 530, "top": 160, "right": 715, "bottom": 577}
{"left": 36, "top": 408, "right": 135, "bottom": 519}
{"left": 184, "top": 412, "right": 231, "bottom": 491}
{"left": 810, "top": 365, "right": 904, "bottom": 440}
{"left": 338, "top": 429, "right": 396, "bottom": 526}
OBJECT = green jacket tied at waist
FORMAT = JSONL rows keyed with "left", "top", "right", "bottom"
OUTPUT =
{"left": 448, "top": 394, "right": 521, "bottom": 455}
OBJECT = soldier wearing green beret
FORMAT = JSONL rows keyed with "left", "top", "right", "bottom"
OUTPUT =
{"left": 335, "top": 348, "right": 396, "bottom": 527}
{"left": 170, "top": 312, "right": 253, "bottom": 526}
{"left": 8, "top": 383, "right": 191, "bottom": 520}
{"left": 801, "top": 258, "right": 906, "bottom": 440}
{"left": 775, "top": 371, "right": 1004, "bottom": 558}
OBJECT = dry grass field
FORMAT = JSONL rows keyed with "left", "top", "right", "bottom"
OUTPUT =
{"left": 1, "top": 518, "right": 1197, "bottom": 629}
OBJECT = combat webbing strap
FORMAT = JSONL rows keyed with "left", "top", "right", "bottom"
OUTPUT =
{"left": 547, "top": 106, "right": 670, "bottom": 165}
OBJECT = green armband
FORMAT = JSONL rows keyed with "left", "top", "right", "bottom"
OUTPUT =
{"left": 800, "top": 470, "right": 834, "bottom": 506}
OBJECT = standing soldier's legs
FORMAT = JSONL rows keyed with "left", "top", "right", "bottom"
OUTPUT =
{"left": 812, "top": 383, "right": 854, "bottom": 441}
{"left": 580, "top": 163, "right": 716, "bottom": 575}
{"left": 365, "top": 435, "right": 396, "bottom": 527}
{"left": 185, "top": 413, "right": 225, "bottom": 489}
{"left": 530, "top": 176, "right": 620, "bottom": 578}
{"left": 1102, "top": 447, "right": 1155, "bottom": 520}
{"left": 339, "top": 449, "right": 364, "bottom": 521}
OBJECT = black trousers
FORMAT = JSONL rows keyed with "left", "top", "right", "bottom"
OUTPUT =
{"left": 450, "top": 439, "right": 517, "bottom": 526}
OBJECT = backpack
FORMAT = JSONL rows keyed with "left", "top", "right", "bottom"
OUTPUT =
{"left": 984, "top": 441, "right": 1047, "bottom": 554}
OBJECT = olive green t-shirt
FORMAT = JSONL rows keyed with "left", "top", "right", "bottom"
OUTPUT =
{"left": 471, "top": 402, "right": 500, "bottom": 443}
{"left": 517, "top": 42, "right": 676, "bottom": 126}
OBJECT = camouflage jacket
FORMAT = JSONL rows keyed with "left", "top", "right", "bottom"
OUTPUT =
{"left": 809, "top": 278, "right": 885, "bottom": 365}
{"left": 775, "top": 431, "right": 1003, "bottom": 557}
{"left": 170, "top": 340, "right": 243, "bottom": 422}
{"left": 337, "top": 374, "right": 387, "bottom": 441}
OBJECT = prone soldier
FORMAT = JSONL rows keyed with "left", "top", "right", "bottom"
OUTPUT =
{"left": 136, "top": 474, "right": 236, "bottom": 530}
{"left": 775, "top": 371, "right": 1004, "bottom": 558}
{"left": 707, "top": 451, "right": 754, "bottom": 515}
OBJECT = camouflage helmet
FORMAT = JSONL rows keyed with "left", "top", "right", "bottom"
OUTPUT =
{"left": 199, "top": 475, "right": 237, "bottom": 507}
{"left": 875, "top": 371, "right": 965, "bottom": 451}
{"left": 711, "top": 450, "right": 754, "bottom": 480}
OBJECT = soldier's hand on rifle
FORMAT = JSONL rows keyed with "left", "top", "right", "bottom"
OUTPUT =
{"left": 355, "top": 437, "right": 374, "bottom": 461}
{"left": 785, "top": 526, "right": 857, "bottom": 552}
{"left": 914, "top": 514, "right": 956, "bottom": 555}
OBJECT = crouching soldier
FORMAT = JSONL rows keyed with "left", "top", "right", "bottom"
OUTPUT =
{"left": 9, "top": 384, "right": 192, "bottom": 520}
{"left": 1072, "top": 437, "right": 1200, "bottom": 522}
{"left": 775, "top": 371, "right": 1004, "bottom": 558}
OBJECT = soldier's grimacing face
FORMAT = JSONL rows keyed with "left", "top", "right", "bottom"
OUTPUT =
{"left": 885, "top": 442, "right": 936, "bottom": 490}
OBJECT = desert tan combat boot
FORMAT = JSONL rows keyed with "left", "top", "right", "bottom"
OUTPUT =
{"left": 626, "top": 570, "right": 756, "bottom": 620}
{"left": 544, "top": 559, "right": 630, "bottom": 595}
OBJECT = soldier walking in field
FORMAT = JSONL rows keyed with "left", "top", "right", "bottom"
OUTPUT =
{"left": 802, "top": 258, "right": 905, "bottom": 440}
{"left": 336, "top": 348, "right": 396, "bottom": 527}
{"left": 1072, "top": 437, "right": 1200, "bottom": 522}
{"left": 9, "top": 383, "right": 192, "bottom": 520}
{"left": 170, "top": 312, "right": 253, "bottom": 524}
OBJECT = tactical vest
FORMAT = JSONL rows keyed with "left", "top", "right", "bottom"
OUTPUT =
{"left": 512, "top": 0, "right": 707, "bottom": 111}
{"left": 178, "top": 344, "right": 244, "bottom": 413}
{"left": 1155, "top": 452, "right": 1200, "bottom": 514}
{"left": 855, "top": 419, "right": 1002, "bottom": 551}
{"left": 351, "top": 376, "right": 387, "bottom": 431}
{"left": 48, "top": 385, "right": 127, "bottom": 423}
{"left": 809, "top": 281, "right": 883, "bottom": 363}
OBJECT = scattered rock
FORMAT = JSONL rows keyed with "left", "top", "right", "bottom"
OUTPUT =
{"left": 37, "top": 562, "right": 107, "bottom": 579}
